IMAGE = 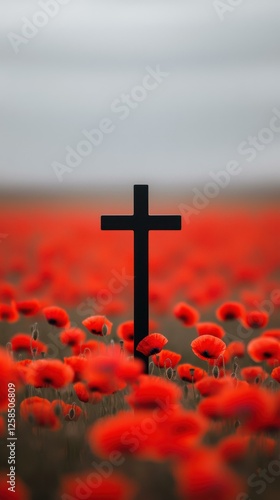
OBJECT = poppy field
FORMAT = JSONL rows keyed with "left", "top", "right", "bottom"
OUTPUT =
{"left": 0, "top": 192, "right": 280, "bottom": 500}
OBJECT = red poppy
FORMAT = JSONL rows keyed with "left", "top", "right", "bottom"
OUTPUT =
{"left": 124, "top": 339, "right": 134, "bottom": 354}
{"left": 15, "top": 359, "right": 32, "bottom": 384}
{"left": 173, "top": 302, "right": 199, "bottom": 327}
{"left": 126, "top": 375, "right": 181, "bottom": 411}
{"left": 271, "top": 366, "right": 280, "bottom": 383}
{"left": 26, "top": 359, "right": 74, "bottom": 388}
{"left": 136, "top": 333, "right": 168, "bottom": 356}
{"left": 241, "top": 366, "right": 268, "bottom": 384}
{"left": 247, "top": 337, "right": 280, "bottom": 362}
{"left": 15, "top": 299, "right": 41, "bottom": 316}
{"left": 243, "top": 310, "right": 269, "bottom": 329}
{"left": 175, "top": 449, "right": 243, "bottom": 500}
{"left": 60, "top": 471, "right": 135, "bottom": 500}
{"left": 85, "top": 349, "right": 127, "bottom": 395}
{"left": 0, "top": 472, "right": 30, "bottom": 500}
{"left": 20, "top": 396, "right": 60, "bottom": 429}
{"left": 60, "top": 327, "right": 86, "bottom": 347}
{"left": 0, "top": 282, "right": 16, "bottom": 301}
{"left": 64, "top": 356, "right": 88, "bottom": 382}
{"left": 117, "top": 319, "right": 158, "bottom": 341}
{"left": 262, "top": 329, "right": 280, "bottom": 340}
{"left": 177, "top": 363, "right": 206, "bottom": 383}
{"left": 0, "top": 347, "right": 17, "bottom": 411}
{"left": 42, "top": 306, "right": 69, "bottom": 328}
{"left": 74, "top": 382, "right": 102, "bottom": 404}
{"left": 50, "top": 400, "right": 82, "bottom": 421}
{"left": 227, "top": 341, "right": 245, "bottom": 358}
{"left": 72, "top": 339, "right": 106, "bottom": 356}
{"left": 195, "top": 376, "right": 233, "bottom": 397}
{"left": 88, "top": 410, "right": 160, "bottom": 458}
{"left": 0, "top": 302, "right": 18, "bottom": 322}
{"left": 115, "top": 357, "right": 144, "bottom": 384}
{"left": 11, "top": 333, "right": 47, "bottom": 355}
{"left": 152, "top": 349, "right": 182, "bottom": 368}
{"left": 82, "top": 315, "right": 112, "bottom": 336}
{"left": 216, "top": 301, "right": 245, "bottom": 321}
{"left": 191, "top": 335, "right": 226, "bottom": 362}
{"left": 196, "top": 322, "right": 225, "bottom": 339}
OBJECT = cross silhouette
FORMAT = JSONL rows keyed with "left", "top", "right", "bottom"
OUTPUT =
{"left": 101, "top": 185, "right": 181, "bottom": 373}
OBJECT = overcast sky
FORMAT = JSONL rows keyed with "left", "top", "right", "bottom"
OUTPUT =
{"left": 0, "top": 0, "right": 280, "bottom": 190}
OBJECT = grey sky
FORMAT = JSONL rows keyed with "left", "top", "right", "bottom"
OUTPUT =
{"left": 1, "top": 0, "right": 280, "bottom": 189}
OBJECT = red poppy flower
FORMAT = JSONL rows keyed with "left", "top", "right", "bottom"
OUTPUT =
{"left": 271, "top": 366, "right": 280, "bottom": 383}
{"left": 20, "top": 396, "right": 60, "bottom": 429}
{"left": 82, "top": 315, "right": 112, "bottom": 336}
{"left": 227, "top": 341, "right": 245, "bottom": 358}
{"left": 195, "top": 376, "right": 233, "bottom": 397}
{"left": 0, "top": 302, "right": 19, "bottom": 322}
{"left": 72, "top": 339, "right": 106, "bottom": 356}
{"left": 262, "top": 329, "right": 280, "bottom": 340}
{"left": 60, "top": 327, "right": 86, "bottom": 347}
{"left": 216, "top": 301, "right": 245, "bottom": 321}
{"left": 191, "top": 335, "right": 226, "bottom": 362}
{"left": 115, "top": 358, "right": 144, "bottom": 384}
{"left": 126, "top": 375, "right": 181, "bottom": 410}
{"left": 74, "top": 382, "right": 102, "bottom": 404}
{"left": 27, "top": 359, "right": 74, "bottom": 388}
{"left": 243, "top": 310, "right": 269, "bottom": 329}
{"left": 15, "top": 359, "right": 32, "bottom": 384}
{"left": 0, "top": 472, "right": 30, "bottom": 500}
{"left": 85, "top": 349, "right": 127, "bottom": 395}
{"left": 247, "top": 337, "right": 280, "bottom": 362}
{"left": 124, "top": 339, "right": 134, "bottom": 354}
{"left": 196, "top": 322, "right": 225, "bottom": 339}
{"left": 173, "top": 302, "right": 199, "bottom": 327}
{"left": 177, "top": 363, "right": 206, "bottom": 383}
{"left": 43, "top": 306, "right": 69, "bottom": 328}
{"left": 88, "top": 410, "right": 160, "bottom": 458}
{"left": 60, "top": 471, "right": 135, "bottom": 500}
{"left": 152, "top": 349, "right": 182, "bottom": 368}
{"left": 50, "top": 400, "right": 82, "bottom": 421}
{"left": 0, "top": 347, "right": 17, "bottom": 411}
{"left": 0, "top": 282, "right": 16, "bottom": 301}
{"left": 64, "top": 356, "right": 88, "bottom": 382}
{"left": 15, "top": 299, "right": 41, "bottom": 316}
{"left": 136, "top": 333, "right": 168, "bottom": 356}
{"left": 241, "top": 366, "right": 268, "bottom": 384}
{"left": 117, "top": 319, "right": 158, "bottom": 341}
{"left": 11, "top": 333, "right": 47, "bottom": 355}
{"left": 175, "top": 449, "right": 243, "bottom": 500}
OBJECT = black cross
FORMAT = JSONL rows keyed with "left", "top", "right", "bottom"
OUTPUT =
{"left": 101, "top": 185, "right": 181, "bottom": 373}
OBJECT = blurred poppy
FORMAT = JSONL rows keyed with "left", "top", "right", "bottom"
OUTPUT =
{"left": 262, "top": 329, "right": 280, "bottom": 340}
{"left": 64, "top": 356, "right": 88, "bottom": 382}
{"left": 241, "top": 366, "right": 268, "bottom": 384}
{"left": 243, "top": 310, "right": 268, "bottom": 329}
{"left": 173, "top": 302, "right": 199, "bottom": 327}
{"left": 50, "top": 400, "right": 82, "bottom": 421}
{"left": 43, "top": 306, "right": 69, "bottom": 328}
{"left": 74, "top": 381, "right": 102, "bottom": 404}
{"left": 126, "top": 375, "right": 181, "bottom": 411}
{"left": 20, "top": 396, "right": 60, "bottom": 429}
{"left": 0, "top": 302, "right": 18, "bottom": 322}
{"left": 216, "top": 301, "right": 245, "bottom": 321}
{"left": 247, "top": 337, "right": 280, "bottom": 362}
{"left": 196, "top": 322, "right": 225, "bottom": 339}
{"left": 60, "top": 471, "right": 135, "bottom": 500}
{"left": 271, "top": 366, "right": 280, "bottom": 383}
{"left": 227, "top": 341, "right": 245, "bottom": 358}
{"left": 11, "top": 333, "right": 47, "bottom": 355}
{"left": 60, "top": 327, "right": 86, "bottom": 347}
{"left": 136, "top": 333, "right": 168, "bottom": 356}
{"left": 15, "top": 299, "right": 41, "bottom": 316}
{"left": 82, "top": 315, "right": 112, "bottom": 336}
{"left": 27, "top": 359, "right": 74, "bottom": 388}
